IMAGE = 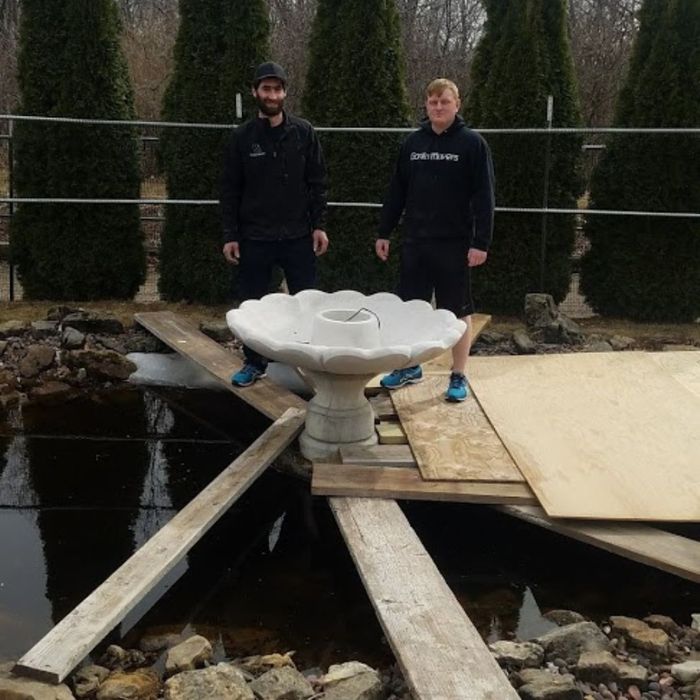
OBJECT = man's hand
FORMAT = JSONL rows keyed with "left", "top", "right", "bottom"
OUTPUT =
{"left": 375, "top": 238, "right": 390, "bottom": 261}
{"left": 223, "top": 241, "right": 240, "bottom": 264}
{"left": 467, "top": 247, "right": 488, "bottom": 267}
{"left": 312, "top": 229, "right": 329, "bottom": 256}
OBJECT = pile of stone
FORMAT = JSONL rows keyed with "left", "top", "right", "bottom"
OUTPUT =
{"left": 0, "top": 633, "right": 401, "bottom": 700}
{"left": 0, "top": 308, "right": 168, "bottom": 413}
{"left": 491, "top": 611, "right": 700, "bottom": 700}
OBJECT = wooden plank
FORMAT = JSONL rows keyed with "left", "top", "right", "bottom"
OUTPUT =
{"left": 650, "top": 350, "right": 700, "bottom": 397}
{"left": 314, "top": 464, "right": 537, "bottom": 505}
{"left": 369, "top": 394, "right": 397, "bottom": 421}
{"left": 497, "top": 505, "right": 700, "bottom": 584}
{"left": 330, "top": 497, "right": 519, "bottom": 700}
{"left": 469, "top": 353, "right": 700, "bottom": 521}
{"left": 14, "top": 408, "right": 306, "bottom": 684}
{"left": 340, "top": 444, "right": 415, "bottom": 467}
{"left": 376, "top": 421, "right": 407, "bottom": 444}
{"left": 366, "top": 312, "right": 492, "bottom": 390}
{"left": 391, "top": 376, "right": 524, "bottom": 483}
{"left": 135, "top": 311, "right": 305, "bottom": 420}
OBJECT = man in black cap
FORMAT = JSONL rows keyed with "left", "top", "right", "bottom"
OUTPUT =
{"left": 221, "top": 61, "right": 329, "bottom": 387}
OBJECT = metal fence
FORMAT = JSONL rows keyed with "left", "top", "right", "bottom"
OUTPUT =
{"left": 1, "top": 114, "right": 699, "bottom": 316}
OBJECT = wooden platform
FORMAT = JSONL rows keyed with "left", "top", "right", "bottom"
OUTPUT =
{"left": 469, "top": 352, "right": 700, "bottom": 521}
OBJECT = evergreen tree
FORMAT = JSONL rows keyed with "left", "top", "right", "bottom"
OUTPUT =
{"left": 465, "top": 0, "right": 583, "bottom": 313}
{"left": 580, "top": 0, "right": 700, "bottom": 321}
{"left": 303, "top": 0, "right": 411, "bottom": 293}
{"left": 11, "top": 0, "right": 145, "bottom": 300}
{"left": 158, "top": 0, "right": 268, "bottom": 303}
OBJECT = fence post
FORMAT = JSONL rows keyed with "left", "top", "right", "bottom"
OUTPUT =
{"left": 539, "top": 95, "right": 554, "bottom": 293}
{"left": 8, "top": 117, "right": 14, "bottom": 301}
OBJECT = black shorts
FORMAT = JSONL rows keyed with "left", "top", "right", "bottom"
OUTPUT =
{"left": 398, "top": 238, "right": 474, "bottom": 318}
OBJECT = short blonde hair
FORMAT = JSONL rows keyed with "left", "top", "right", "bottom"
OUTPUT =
{"left": 426, "top": 78, "right": 460, "bottom": 101}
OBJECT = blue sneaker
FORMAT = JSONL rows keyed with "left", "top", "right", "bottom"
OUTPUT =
{"left": 231, "top": 363, "right": 266, "bottom": 387}
{"left": 445, "top": 372, "right": 469, "bottom": 402}
{"left": 380, "top": 365, "right": 423, "bottom": 390}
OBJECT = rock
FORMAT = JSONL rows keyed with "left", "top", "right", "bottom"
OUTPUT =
{"left": 96, "top": 669, "right": 159, "bottom": 699}
{"left": 582, "top": 341, "right": 613, "bottom": 353}
{"left": 0, "top": 390, "right": 22, "bottom": 411}
{"left": 695, "top": 677, "right": 700, "bottom": 700}
{"left": 515, "top": 668, "right": 582, "bottom": 700}
{"left": 513, "top": 330, "right": 537, "bottom": 354}
{"left": 476, "top": 330, "right": 509, "bottom": 345}
{"left": 525, "top": 294, "right": 559, "bottom": 329}
{"left": 0, "top": 662, "right": 75, "bottom": 699}
{"left": 139, "top": 632, "right": 182, "bottom": 653}
{"left": 543, "top": 316, "right": 585, "bottom": 345}
{"left": 62, "top": 327, "right": 86, "bottom": 350}
{"left": 0, "top": 320, "right": 29, "bottom": 338}
{"left": 62, "top": 311, "right": 124, "bottom": 335}
{"left": 165, "top": 635, "right": 213, "bottom": 675}
{"left": 322, "top": 672, "right": 384, "bottom": 700}
{"left": 72, "top": 665, "right": 110, "bottom": 698}
{"left": 544, "top": 611, "right": 587, "bottom": 627}
{"left": 65, "top": 349, "right": 136, "bottom": 381}
{"left": 671, "top": 661, "right": 700, "bottom": 684}
{"left": 29, "top": 381, "right": 73, "bottom": 402}
{"left": 535, "top": 622, "right": 611, "bottom": 664}
{"left": 19, "top": 344, "right": 56, "bottom": 378}
{"left": 574, "top": 651, "right": 647, "bottom": 687}
{"left": 250, "top": 666, "right": 315, "bottom": 700}
{"left": 237, "top": 652, "right": 296, "bottom": 675}
{"left": 644, "top": 615, "right": 682, "bottom": 637}
{"left": 164, "top": 664, "right": 253, "bottom": 700}
{"left": 95, "top": 336, "right": 128, "bottom": 354}
{"left": 692, "top": 614, "right": 700, "bottom": 631}
{"left": 123, "top": 332, "right": 168, "bottom": 354}
{"left": 321, "top": 662, "right": 377, "bottom": 687}
{"left": 609, "top": 335, "right": 635, "bottom": 351}
{"left": 610, "top": 616, "right": 670, "bottom": 657}
{"left": 489, "top": 640, "right": 544, "bottom": 668}
{"left": 98, "top": 645, "right": 128, "bottom": 671}
{"left": 31, "top": 320, "right": 59, "bottom": 339}
{"left": 199, "top": 321, "right": 232, "bottom": 343}
{"left": 46, "top": 306, "right": 80, "bottom": 322}
{"left": 662, "top": 344, "right": 698, "bottom": 352}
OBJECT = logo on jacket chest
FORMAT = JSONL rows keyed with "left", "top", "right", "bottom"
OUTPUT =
{"left": 249, "top": 143, "right": 266, "bottom": 158}
{"left": 410, "top": 151, "right": 460, "bottom": 162}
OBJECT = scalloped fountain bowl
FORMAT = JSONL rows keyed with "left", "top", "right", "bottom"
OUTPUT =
{"left": 227, "top": 290, "right": 466, "bottom": 460}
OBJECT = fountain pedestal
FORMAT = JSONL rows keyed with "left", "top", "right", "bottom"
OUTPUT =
{"left": 298, "top": 370, "right": 377, "bottom": 461}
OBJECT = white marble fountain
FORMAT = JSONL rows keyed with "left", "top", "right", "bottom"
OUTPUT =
{"left": 227, "top": 290, "right": 465, "bottom": 460}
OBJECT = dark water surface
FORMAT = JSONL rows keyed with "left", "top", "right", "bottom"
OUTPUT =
{"left": 0, "top": 386, "right": 698, "bottom": 670}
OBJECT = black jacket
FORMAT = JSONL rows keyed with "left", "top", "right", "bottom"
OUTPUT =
{"left": 378, "top": 115, "right": 495, "bottom": 250}
{"left": 220, "top": 113, "right": 327, "bottom": 243}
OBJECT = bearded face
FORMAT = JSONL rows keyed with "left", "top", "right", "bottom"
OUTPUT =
{"left": 253, "top": 79, "right": 286, "bottom": 117}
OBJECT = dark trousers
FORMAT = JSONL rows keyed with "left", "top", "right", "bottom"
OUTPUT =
{"left": 238, "top": 236, "right": 317, "bottom": 369}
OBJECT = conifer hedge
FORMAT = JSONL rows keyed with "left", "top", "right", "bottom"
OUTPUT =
{"left": 11, "top": 0, "right": 145, "bottom": 300}
{"left": 158, "top": 0, "right": 268, "bottom": 303}
{"left": 465, "top": 0, "right": 583, "bottom": 314}
{"left": 580, "top": 0, "right": 700, "bottom": 321}
{"left": 303, "top": 0, "right": 411, "bottom": 294}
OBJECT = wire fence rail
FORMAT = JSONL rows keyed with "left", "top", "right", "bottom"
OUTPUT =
{"left": 1, "top": 113, "right": 699, "bottom": 309}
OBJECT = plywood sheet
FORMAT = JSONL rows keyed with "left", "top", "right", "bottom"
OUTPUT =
{"left": 469, "top": 353, "right": 700, "bottom": 521}
{"left": 314, "top": 463, "right": 537, "bottom": 504}
{"left": 391, "top": 376, "right": 524, "bottom": 483}
{"left": 340, "top": 444, "right": 415, "bottom": 467}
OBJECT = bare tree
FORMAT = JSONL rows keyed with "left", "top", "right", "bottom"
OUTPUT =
{"left": 568, "top": 0, "right": 642, "bottom": 127}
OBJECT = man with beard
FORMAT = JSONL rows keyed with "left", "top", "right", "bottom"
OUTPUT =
{"left": 221, "top": 62, "right": 329, "bottom": 387}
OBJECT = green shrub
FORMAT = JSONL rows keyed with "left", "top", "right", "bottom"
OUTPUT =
{"left": 581, "top": 0, "right": 700, "bottom": 321}
{"left": 158, "top": 0, "right": 268, "bottom": 303}
{"left": 11, "top": 0, "right": 145, "bottom": 300}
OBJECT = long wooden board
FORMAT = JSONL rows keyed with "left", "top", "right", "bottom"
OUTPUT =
{"left": 469, "top": 353, "right": 700, "bottom": 521}
{"left": 314, "top": 463, "right": 537, "bottom": 504}
{"left": 497, "top": 506, "right": 700, "bottom": 584}
{"left": 340, "top": 444, "right": 416, "bottom": 467}
{"left": 135, "top": 311, "right": 305, "bottom": 420}
{"left": 14, "top": 408, "right": 306, "bottom": 684}
{"left": 331, "top": 497, "right": 519, "bottom": 699}
{"left": 391, "top": 376, "right": 524, "bottom": 482}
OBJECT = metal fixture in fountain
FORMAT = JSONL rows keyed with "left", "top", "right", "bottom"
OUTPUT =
{"left": 227, "top": 290, "right": 465, "bottom": 461}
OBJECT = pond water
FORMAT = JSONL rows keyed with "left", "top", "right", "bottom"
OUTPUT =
{"left": 0, "top": 386, "right": 698, "bottom": 671}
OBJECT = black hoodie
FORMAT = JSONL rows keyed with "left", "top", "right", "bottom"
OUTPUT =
{"left": 378, "top": 115, "right": 495, "bottom": 250}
